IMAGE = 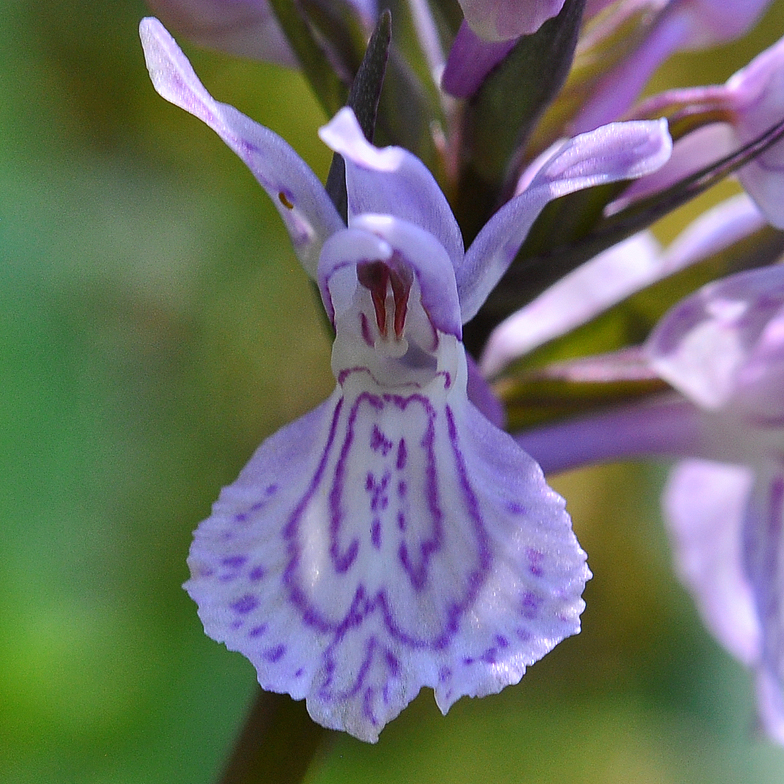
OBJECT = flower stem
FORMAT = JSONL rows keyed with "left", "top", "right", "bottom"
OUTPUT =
{"left": 218, "top": 690, "right": 327, "bottom": 784}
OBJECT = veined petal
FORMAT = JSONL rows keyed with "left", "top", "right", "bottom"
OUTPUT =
{"left": 139, "top": 17, "right": 343, "bottom": 276}
{"left": 663, "top": 459, "right": 760, "bottom": 666}
{"left": 319, "top": 109, "right": 465, "bottom": 268}
{"left": 458, "top": 120, "right": 672, "bottom": 322}
{"left": 458, "top": 0, "right": 566, "bottom": 41}
{"left": 646, "top": 265, "right": 784, "bottom": 420}
{"left": 186, "top": 372, "right": 588, "bottom": 741}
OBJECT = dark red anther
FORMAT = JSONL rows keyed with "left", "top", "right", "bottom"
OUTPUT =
{"left": 357, "top": 259, "right": 413, "bottom": 340}
{"left": 357, "top": 261, "right": 391, "bottom": 337}
{"left": 389, "top": 264, "right": 413, "bottom": 339}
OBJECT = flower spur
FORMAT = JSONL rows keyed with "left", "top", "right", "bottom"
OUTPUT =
{"left": 140, "top": 16, "right": 671, "bottom": 741}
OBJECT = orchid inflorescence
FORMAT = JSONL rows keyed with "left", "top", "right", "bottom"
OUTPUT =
{"left": 141, "top": 0, "right": 784, "bottom": 748}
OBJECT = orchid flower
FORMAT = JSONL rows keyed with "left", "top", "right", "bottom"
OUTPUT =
{"left": 626, "top": 34, "right": 784, "bottom": 229}
{"left": 140, "top": 16, "right": 673, "bottom": 741}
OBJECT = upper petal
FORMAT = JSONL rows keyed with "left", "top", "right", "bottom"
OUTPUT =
{"left": 140, "top": 17, "right": 343, "bottom": 276}
{"left": 458, "top": 0, "right": 566, "bottom": 41}
{"left": 319, "top": 109, "right": 465, "bottom": 269}
{"left": 458, "top": 120, "right": 672, "bottom": 322}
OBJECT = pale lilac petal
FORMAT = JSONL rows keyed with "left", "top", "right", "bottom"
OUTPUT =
{"left": 676, "top": 0, "right": 773, "bottom": 50}
{"left": 571, "top": 8, "right": 692, "bottom": 133}
{"left": 458, "top": 0, "right": 566, "bottom": 41}
{"left": 663, "top": 459, "right": 760, "bottom": 665}
{"left": 480, "top": 232, "right": 661, "bottom": 376}
{"left": 441, "top": 21, "right": 517, "bottom": 98}
{"left": 516, "top": 396, "right": 703, "bottom": 475}
{"left": 188, "top": 210, "right": 589, "bottom": 741}
{"left": 743, "top": 466, "right": 784, "bottom": 742}
{"left": 658, "top": 194, "right": 766, "bottom": 270}
{"left": 484, "top": 194, "right": 766, "bottom": 377}
{"left": 140, "top": 17, "right": 343, "bottom": 276}
{"left": 646, "top": 266, "right": 784, "bottom": 419}
{"left": 458, "top": 120, "right": 672, "bottom": 322}
{"left": 145, "top": 0, "right": 297, "bottom": 65}
{"left": 726, "top": 36, "right": 784, "bottom": 229}
{"left": 318, "top": 109, "right": 465, "bottom": 269}
{"left": 609, "top": 124, "right": 735, "bottom": 212}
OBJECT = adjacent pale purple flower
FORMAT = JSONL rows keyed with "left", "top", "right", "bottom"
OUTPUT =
{"left": 145, "top": 0, "right": 376, "bottom": 64}
{"left": 513, "top": 260, "right": 784, "bottom": 743}
{"left": 648, "top": 265, "right": 784, "bottom": 743}
{"left": 572, "top": 0, "right": 774, "bottom": 133}
{"left": 140, "top": 15, "right": 673, "bottom": 741}
{"left": 627, "top": 35, "right": 784, "bottom": 228}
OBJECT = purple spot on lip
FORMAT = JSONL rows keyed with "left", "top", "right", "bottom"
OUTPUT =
{"left": 371, "top": 519, "right": 382, "bottom": 549}
{"left": 527, "top": 548, "right": 544, "bottom": 577}
{"left": 521, "top": 591, "right": 541, "bottom": 620}
{"left": 248, "top": 565, "right": 266, "bottom": 582}
{"left": 370, "top": 425, "right": 393, "bottom": 455}
{"left": 249, "top": 624, "right": 267, "bottom": 638}
{"left": 263, "top": 645, "right": 286, "bottom": 663}
{"left": 222, "top": 556, "right": 247, "bottom": 569}
{"left": 231, "top": 595, "right": 259, "bottom": 614}
{"left": 295, "top": 668, "right": 304, "bottom": 678}
{"left": 506, "top": 501, "right": 527, "bottom": 514}
{"left": 438, "top": 666, "right": 452, "bottom": 683}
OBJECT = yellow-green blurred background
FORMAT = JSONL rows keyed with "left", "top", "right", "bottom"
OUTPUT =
{"left": 3, "top": 1, "right": 784, "bottom": 782}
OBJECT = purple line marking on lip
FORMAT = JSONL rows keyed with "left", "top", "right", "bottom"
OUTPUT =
{"left": 276, "top": 393, "right": 495, "bottom": 658}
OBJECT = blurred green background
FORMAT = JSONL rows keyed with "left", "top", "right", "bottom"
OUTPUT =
{"left": 3, "top": 1, "right": 784, "bottom": 782}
